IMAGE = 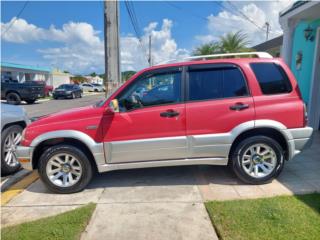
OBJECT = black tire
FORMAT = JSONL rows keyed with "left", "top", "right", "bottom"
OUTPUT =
{"left": 25, "top": 99, "right": 36, "bottom": 104}
{"left": 79, "top": 92, "right": 83, "bottom": 98}
{"left": 38, "top": 144, "right": 93, "bottom": 193}
{"left": 94, "top": 89, "right": 98, "bottom": 92}
{"left": 231, "top": 136, "right": 284, "bottom": 184}
{"left": 6, "top": 92, "right": 21, "bottom": 105}
{"left": 1, "top": 125, "right": 23, "bottom": 175}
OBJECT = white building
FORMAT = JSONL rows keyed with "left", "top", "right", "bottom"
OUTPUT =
{"left": 84, "top": 75, "right": 103, "bottom": 84}
{"left": 1, "top": 62, "right": 51, "bottom": 83}
{"left": 50, "top": 69, "right": 71, "bottom": 88}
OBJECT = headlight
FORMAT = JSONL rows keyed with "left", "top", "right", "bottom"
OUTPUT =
{"left": 66, "top": 91, "right": 72, "bottom": 94}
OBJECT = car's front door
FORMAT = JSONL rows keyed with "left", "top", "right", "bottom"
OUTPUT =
{"left": 102, "top": 67, "right": 187, "bottom": 163}
{"left": 185, "top": 64, "right": 255, "bottom": 159}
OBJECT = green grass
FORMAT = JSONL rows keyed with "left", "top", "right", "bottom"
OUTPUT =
{"left": 2, "top": 203, "right": 96, "bottom": 240}
{"left": 205, "top": 193, "right": 320, "bottom": 240}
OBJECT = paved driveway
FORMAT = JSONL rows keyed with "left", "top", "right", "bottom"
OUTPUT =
{"left": 1, "top": 133, "right": 319, "bottom": 239}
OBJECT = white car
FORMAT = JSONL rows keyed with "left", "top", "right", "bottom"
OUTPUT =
{"left": 80, "top": 83, "right": 104, "bottom": 92}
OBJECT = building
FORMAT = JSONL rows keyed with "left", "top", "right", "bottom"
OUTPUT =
{"left": 253, "top": 35, "right": 283, "bottom": 57}
{"left": 1, "top": 62, "right": 51, "bottom": 83}
{"left": 50, "top": 69, "right": 72, "bottom": 88}
{"left": 1, "top": 62, "right": 71, "bottom": 88}
{"left": 84, "top": 75, "right": 103, "bottom": 84}
{"left": 280, "top": 1, "right": 320, "bottom": 130}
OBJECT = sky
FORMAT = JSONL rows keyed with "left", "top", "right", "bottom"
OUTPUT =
{"left": 1, "top": 0, "right": 292, "bottom": 74}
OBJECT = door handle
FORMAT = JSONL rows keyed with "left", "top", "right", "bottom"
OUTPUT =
{"left": 160, "top": 110, "right": 180, "bottom": 118}
{"left": 229, "top": 103, "right": 249, "bottom": 111}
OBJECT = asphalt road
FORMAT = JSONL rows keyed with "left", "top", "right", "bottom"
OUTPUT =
{"left": 21, "top": 93, "right": 105, "bottom": 118}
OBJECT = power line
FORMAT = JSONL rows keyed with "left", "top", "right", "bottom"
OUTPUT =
{"left": 213, "top": 1, "right": 265, "bottom": 32}
{"left": 2, "top": 1, "right": 29, "bottom": 36}
{"left": 164, "top": 2, "right": 208, "bottom": 22}
{"left": 124, "top": 0, "right": 149, "bottom": 64}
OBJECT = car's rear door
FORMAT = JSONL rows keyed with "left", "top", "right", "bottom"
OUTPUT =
{"left": 102, "top": 67, "right": 187, "bottom": 163}
{"left": 185, "top": 63, "right": 255, "bottom": 159}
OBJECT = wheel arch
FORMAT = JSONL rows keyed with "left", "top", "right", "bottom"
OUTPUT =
{"left": 30, "top": 130, "right": 105, "bottom": 170}
{"left": 229, "top": 124, "right": 290, "bottom": 162}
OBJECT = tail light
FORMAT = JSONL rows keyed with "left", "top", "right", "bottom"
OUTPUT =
{"left": 303, "top": 103, "right": 308, "bottom": 127}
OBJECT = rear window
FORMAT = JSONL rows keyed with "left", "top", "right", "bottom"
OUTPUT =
{"left": 250, "top": 63, "right": 292, "bottom": 95}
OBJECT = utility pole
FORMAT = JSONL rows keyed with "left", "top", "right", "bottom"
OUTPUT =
{"left": 148, "top": 35, "right": 152, "bottom": 67}
{"left": 104, "top": 0, "right": 120, "bottom": 97}
{"left": 265, "top": 22, "right": 270, "bottom": 41}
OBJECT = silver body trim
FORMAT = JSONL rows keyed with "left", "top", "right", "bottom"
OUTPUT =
{"left": 97, "top": 157, "right": 228, "bottom": 172}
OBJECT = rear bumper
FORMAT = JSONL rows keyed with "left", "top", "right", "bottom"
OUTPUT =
{"left": 16, "top": 145, "right": 33, "bottom": 170}
{"left": 283, "top": 127, "right": 313, "bottom": 159}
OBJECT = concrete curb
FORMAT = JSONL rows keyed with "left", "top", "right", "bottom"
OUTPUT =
{"left": 1, "top": 169, "right": 31, "bottom": 192}
{"left": 1, "top": 171, "right": 39, "bottom": 206}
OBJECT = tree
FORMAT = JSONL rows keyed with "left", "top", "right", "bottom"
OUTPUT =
{"left": 193, "top": 31, "right": 253, "bottom": 56}
{"left": 219, "top": 31, "right": 251, "bottom": 53}
{"left": 90, "top": 72, "right": 97, "bottom": 77}
{"left": 193, "top": 42, "right": 221, "bottom": 56}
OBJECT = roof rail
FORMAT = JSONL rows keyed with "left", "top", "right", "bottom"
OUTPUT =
{"left": 157, "top": 52, "right": 273, "bottom": 65}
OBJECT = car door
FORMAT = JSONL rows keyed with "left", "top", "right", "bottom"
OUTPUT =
{"left": 185, "top": 63, "right": 255, "bottom": 158}
{"left": 102, "top": 67, "right": 187, "bottom": 163}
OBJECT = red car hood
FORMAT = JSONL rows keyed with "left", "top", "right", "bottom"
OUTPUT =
{"left": 28, "top": 105, "right": 102, "bottom": 128}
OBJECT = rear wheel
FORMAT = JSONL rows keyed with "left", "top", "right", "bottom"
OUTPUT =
{"left": 231, "top": 136, "right": 284, "bottom": 184}
{"left": 38, "top": 145, "right": 93, "bottom": 193}
{"left": 1, "top": 125, "right": 23, "bottom": 175}
{"left": 6, "top": 92, "right": 21, "bottom": 105}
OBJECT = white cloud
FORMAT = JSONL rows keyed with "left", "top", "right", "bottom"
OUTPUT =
{"left": 1, "top": 17, "right": 188, "bottom": 74}
{"left": 196, "top": 0, "right": 292, "bottom": 46}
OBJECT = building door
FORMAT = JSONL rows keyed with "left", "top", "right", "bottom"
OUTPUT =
{"left": 308, "top": 27, "right": 320, "bottom": 130}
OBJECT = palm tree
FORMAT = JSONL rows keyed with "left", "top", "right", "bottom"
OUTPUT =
{"left": 193, "top": 42, "right": 221, "bottom": 56}
{"left": 220, "top": 31, "right": 251, "bottom": 53}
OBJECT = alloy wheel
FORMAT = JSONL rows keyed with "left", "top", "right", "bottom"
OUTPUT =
{"left": 3, "top": 131, "right": 22, "bottom": 167}
{"left": 46, "top": 153, "right": 82, "bottom": 187}
{"left": 241, "top": 143, "right": 277, "bottom": 178}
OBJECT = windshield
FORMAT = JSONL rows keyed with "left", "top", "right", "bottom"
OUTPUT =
{"left": 92, "top": 83, "right": 101, "bottom": 86}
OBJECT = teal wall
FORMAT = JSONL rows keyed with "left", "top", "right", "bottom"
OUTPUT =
{"left": 290, "top": 19, "right": 320, "bottom": 104}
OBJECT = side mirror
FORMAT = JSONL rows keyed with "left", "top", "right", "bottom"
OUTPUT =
{"left": 109, "top": 99, "right": 119, "bottom": 113}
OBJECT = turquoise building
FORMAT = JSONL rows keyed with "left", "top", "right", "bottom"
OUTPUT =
{"left": 280, "top": 1, "right": 320, "bottom": 130}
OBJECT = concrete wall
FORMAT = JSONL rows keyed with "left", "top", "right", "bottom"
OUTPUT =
{"left": 290, "top": 19, "right": 320, "bottom": 103}
{"left": 51, "top": 74, "right": 70, "bottom": 88}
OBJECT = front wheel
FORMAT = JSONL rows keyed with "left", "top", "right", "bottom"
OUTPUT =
{"left": 6, "top": 92, "right": 21, "bottom": 105}
{"left": 38, "top": 145, "right": 93, "bottom": 193}
{"left": 231, "top": 136, "right": 284, "bottom": 184}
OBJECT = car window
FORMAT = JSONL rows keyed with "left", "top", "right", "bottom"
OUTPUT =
{"left": 188, "top": 66, "right": 248, "bottom": 101}
{"left": 117, "top": 70, "right": 181, "bottom": 112}
{"left": 250, "top": 63, "right": 292, "bottom": 94}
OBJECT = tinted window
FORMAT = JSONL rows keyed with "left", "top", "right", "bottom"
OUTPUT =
{"left": 188, "top": 66, "right": 248, "bottom": 101}
{"left": 117, "top": 70, "right": 181, "bottom": 111}
{"left": 250, "top": 63, "right": 292, "bottom": 94}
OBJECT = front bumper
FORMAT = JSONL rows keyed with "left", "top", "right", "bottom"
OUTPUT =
{"left": 283, "top": 126, "right": 313, "bottom": 159}
{"left": 16, "top": 145, "right": 33, "bottom": 170}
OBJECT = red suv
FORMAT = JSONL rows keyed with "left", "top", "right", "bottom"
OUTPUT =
{"left": 17, "top": 53, "right": 313, "bottom": 193}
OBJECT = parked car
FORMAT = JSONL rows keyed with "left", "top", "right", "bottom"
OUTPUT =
{"left": 52, "top": 84, "right": 82, "bottom": 99}
{"left": 1, "top": 103, "right": 29, "bottom": 175}
{"left": 80, "top": 83, "right": 104, "bottom": 92}
{"left": 1, "top": 77, "right": 45, "bottom": 105}
{"left": 16, "top": 53, "right": 313, "bottom": 193}
{"left": 35, "top": 81, "right": 54, "bottom": 97}
{"left": 92, "top": 83, "right": 105, "bottom": 92}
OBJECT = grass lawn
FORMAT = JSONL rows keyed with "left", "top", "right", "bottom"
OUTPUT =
{"left": 2, "top": 203, "right": 96, "bottom": 240}
{"left": 205, "top": 193, "right": 320, "bottom": 240}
